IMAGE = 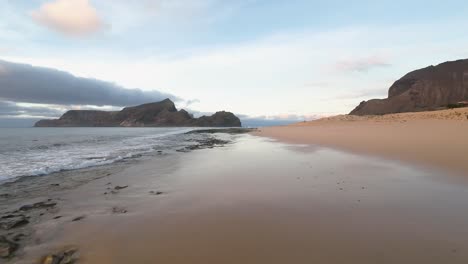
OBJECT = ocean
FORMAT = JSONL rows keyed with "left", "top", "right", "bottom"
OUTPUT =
{"left": 0, "top": 127, "right": 200, "bottom": 182}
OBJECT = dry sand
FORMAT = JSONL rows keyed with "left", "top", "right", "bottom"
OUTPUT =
{"left": 255, "top": 107, "right": 468, "bottom": 175}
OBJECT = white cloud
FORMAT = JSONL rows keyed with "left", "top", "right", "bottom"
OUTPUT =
{"left": 31, "top": 0, "right": 106, "bottom": 36}
{"left": 333, "top": 55, "right": 391, "bottom": 72}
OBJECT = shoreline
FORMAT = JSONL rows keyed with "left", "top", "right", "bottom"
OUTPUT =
{"left": 254, "top": 108, "right": 468, "bottom": 176}
{"left": 0, "top": 130, "right": 245, "bottom": 263}
{"left": 3, "top": 127, "right": 468, "bottom": 263}
{"left": 14, "top": 134, "right": 468, "bottom": 263}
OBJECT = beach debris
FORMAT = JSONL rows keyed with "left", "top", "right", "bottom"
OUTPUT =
{"left": 19, "top": 201, "right": 57, "bottom": 211}
{"left": 0, "top": 236, "right": 18, "bottom": 258}
{"left": 71, "top": 216, "right": 85, "bottom": 222}
{"left": 0, "top": 215, "right": 29, "bottom": 230}
{"left": 114, "top": 185, "right": 128, "bottom": 190}
{"left": 42, "top": 247, "right": 79, "bottom": 264}
{"left": 112, "top": 207, "right": 128, "bottom": 214}
{"left": 50, "top": 184, "right": 60, "bottom": 187}
{"left": 105, "top": 182, "right": 112, "bottom": 185}
{"left": 149, "top": 191, "right": 164, "bottom": 195}
{"left": 53, "top": 216, "right": 62, "bottom": 219}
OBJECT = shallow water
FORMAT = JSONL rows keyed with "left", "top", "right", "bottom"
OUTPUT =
{"left": 20, "top": 134, "right": 468, "bottom": 264}
{"left": 0, "top": 127, "right": 202, "bottom": 182}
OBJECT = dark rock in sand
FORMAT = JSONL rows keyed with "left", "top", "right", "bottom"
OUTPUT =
{"left": 112, "top": 207, "right": 128, "bottom": 214}
{"left": 350, "top": 59, "right": 468, "bottom": 115}
{"left": 176, "top": 148, "right": 190, "bottom": 153}
{"left": 1, "top": 214, "right": 17, "bottom": 219}
{"left": 11, "top": 233, "right": 25, "bottom": 242}
{"left": 35, "top": 98, "right": 241, "bottom": 127}
{"left": 179, "top": 138, "right": 231, "bottom": 153}
{"left": 0, "top": 236, "right": 18, "bottom": 258}
{"left": 0, "top": 215, "right": 29, "bottom": 230}
{"left": 71, "top": 216, "right": 85, "bottom": 222}
{"left": 42, "top": 247, "right": 78, "bottom": 264}
{"left": 186, "top": 128, "right": 256, "bottom": 134}
{"left": 19, "top": 201, "right": 57, "bottom": 211}
{"left": 114, "top": 185, "right": 128, "bottom": 190}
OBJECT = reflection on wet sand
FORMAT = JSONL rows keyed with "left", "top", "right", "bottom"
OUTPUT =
{"left": 23, "top": 134, "right": 468, "bottom": 264}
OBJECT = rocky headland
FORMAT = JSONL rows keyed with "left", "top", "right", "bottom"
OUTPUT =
{"left": 350, "top": 59, "right": 468, "bottom": 115}
{"left": 35, "top": 99, "right": 241, "bottom": 127}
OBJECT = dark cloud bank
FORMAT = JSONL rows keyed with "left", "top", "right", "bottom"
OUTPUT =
{"left": 0, "top": 59, "right": 177, "bottom": 106}
{"left": 0, "top": 101, "right": 63, "bottom": 117}
{"left": 0, "top": 59, "right": 180, "bottom": 126}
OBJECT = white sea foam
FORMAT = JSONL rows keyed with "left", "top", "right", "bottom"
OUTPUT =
{"left": 0, "top": 127, "right": 196, "bottom": 182}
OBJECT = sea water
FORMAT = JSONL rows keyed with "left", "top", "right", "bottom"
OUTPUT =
{"left": 0, "top": 127, "right": 197, "bottom": 182}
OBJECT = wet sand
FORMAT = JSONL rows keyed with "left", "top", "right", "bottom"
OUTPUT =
{"left": 11, "top": 134, "right": 468, "bottom": 263}
{"left": 256, "top": 108, "right": 468, "bottom": 176}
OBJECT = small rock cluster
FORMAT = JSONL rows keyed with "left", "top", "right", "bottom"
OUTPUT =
{"left": 0, "top": 199, "right": 60, "bottom": 259}
{"left": 42, "top": 248, "right": 78, "bottom": 264}
{"left": 177, "top": 137, "right": 230, "bottom": 152}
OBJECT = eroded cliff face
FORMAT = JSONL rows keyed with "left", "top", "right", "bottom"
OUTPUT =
{"left": 350, "top": 59, "right": 468, "bottom": 115}
{"left": 35, "top": 99, "right": 242, "bottom": 127}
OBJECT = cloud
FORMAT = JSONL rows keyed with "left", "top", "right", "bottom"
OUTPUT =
{"left": 184, "top": 99, "right": 200, "bottom": 107}
{"left": 0, "top": 59, "right": 178, "bottom": 107}
{"left": 31, "top": 0, "right": 106, "bottom": 36}
{"left": 0, "top": 101, "right": 63, "bottom": 118}
{"left": 334, "top": 55, "right": 391, "bottom": 72}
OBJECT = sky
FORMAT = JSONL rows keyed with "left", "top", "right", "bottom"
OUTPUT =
{"left": 1, "top": 0, "right": 468, "bottom": 127}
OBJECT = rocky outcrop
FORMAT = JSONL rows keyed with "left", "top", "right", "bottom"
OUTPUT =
{"left": 350, "top": 59, "right": 468, "bottom": 115}
{"left": 35, "top": 99, "right": 241, "bottom": 127}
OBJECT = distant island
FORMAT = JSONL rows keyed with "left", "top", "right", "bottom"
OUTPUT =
{"left": 350, "top": 59, "right": 468, "bottom": 115}
{"left": 34, "top": 99, "right": 241, "bottom": 127}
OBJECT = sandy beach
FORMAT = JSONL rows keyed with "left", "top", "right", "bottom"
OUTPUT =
{"left": 3, "top": 128, "right": 468, "bottom": 263}
{"left": 256, "top": 107, "right": 468, "bottom": 176}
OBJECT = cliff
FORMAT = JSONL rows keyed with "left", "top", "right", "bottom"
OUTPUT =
{"left": 34, "top": 99, "right": 241, "bottom": 127}
{"left": 350, "top": 59, "right": 468, "bottom": 115}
